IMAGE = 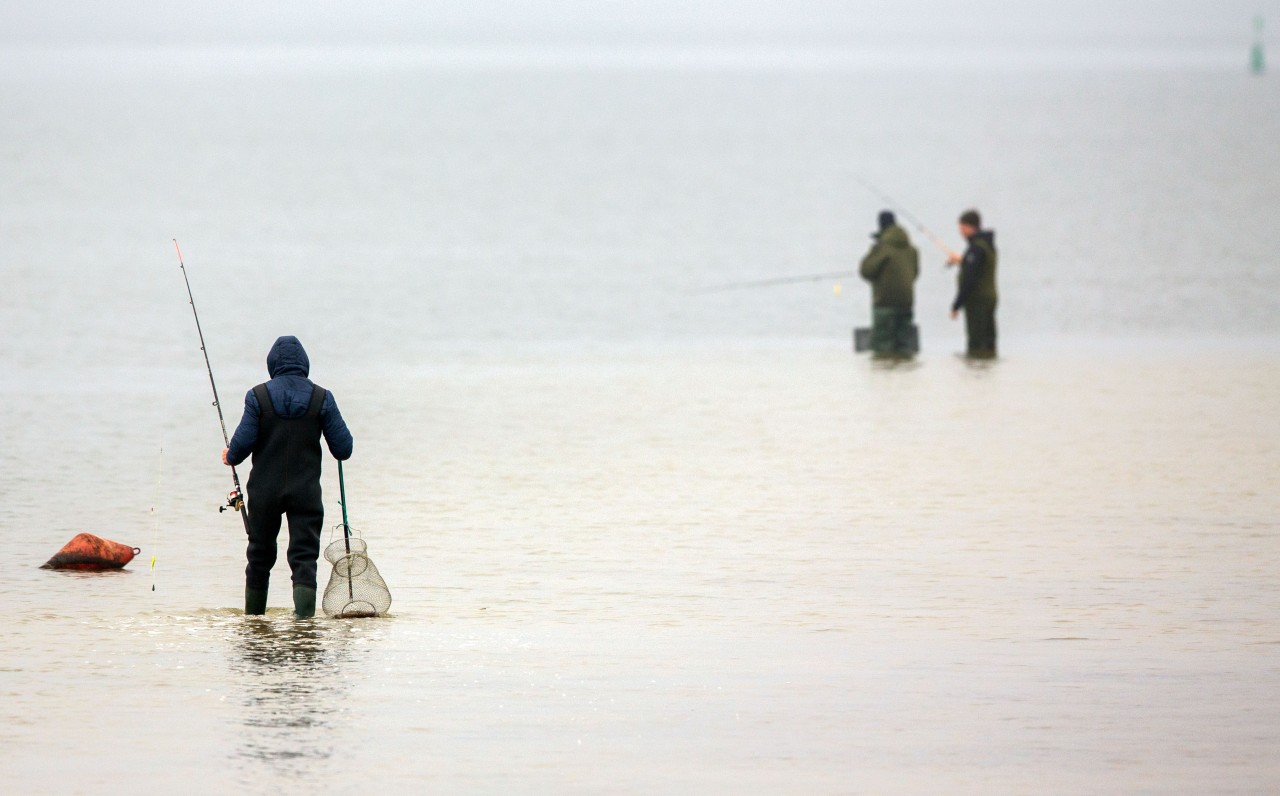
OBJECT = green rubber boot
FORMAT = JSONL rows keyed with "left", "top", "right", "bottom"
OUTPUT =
{"left": 245, "top": 587, "right": 268, "bottom": 616}
{"left": 293, "top": 585, "right": 317, "bottom": 618}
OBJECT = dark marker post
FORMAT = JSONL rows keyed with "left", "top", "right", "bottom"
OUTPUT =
{"left": 1252, "top": 16, "right": 1266, "bottom": 75}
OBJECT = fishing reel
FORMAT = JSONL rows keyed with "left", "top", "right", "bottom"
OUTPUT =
{"left": 220, "top": 487, "right": 244, "bottom": 514}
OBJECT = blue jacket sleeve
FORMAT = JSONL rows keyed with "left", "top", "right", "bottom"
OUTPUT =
{"left": 225, "top": 390, "right": 261, "bottom": 466}
{"left": 321, "top": 392, "right": 354, "bottom": 461}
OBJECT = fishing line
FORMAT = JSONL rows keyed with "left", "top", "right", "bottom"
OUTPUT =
{"left": 149, "top": 445, "right": 163, "bottom": 592}
{"left": 688, "top": 269, "right": 861, "bottom": 294}
{"left": 174, "top": 239, "right": 251, "bottom": 534}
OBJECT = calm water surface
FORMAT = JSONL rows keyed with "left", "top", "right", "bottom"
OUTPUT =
{"left": 2, "top": 44, "right": 1279, "bottom": 793}
{"left": 4, "top": 342, "right": 1279, "bottom": 793}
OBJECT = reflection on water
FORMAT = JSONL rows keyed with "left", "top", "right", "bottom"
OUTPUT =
{"left": 226, "top": 615, "right": 358, "bottom": 774}
{"left": 958, "top": 352, "right": 999, "bottom": 372}
{"left": 868, "top": 354, "right": 923, "bottom": 372}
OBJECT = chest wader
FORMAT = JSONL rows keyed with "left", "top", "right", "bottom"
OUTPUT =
{"left": 243, "top": 384, "right": 327, "bottom": 617}
{"left": 963, "top": 297, "right": 998, "bottom": 358}
{"left": 870, "top": 306, "right": 918, "bottom": 357}
{"left": 961, "top": 238, "right": 998, "bottom": 358}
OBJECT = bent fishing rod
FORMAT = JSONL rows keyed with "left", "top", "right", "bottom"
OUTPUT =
{"left": 855, "top": 176, "right": 961, "bottom": 263}
{"left": 174, "top": 239, "right": 251, "bottom": 535}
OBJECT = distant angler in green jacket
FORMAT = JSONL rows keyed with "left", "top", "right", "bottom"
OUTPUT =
{"left": 859, "top": 211, "right": 920, "bottom": 357}
{"left": 947, "top": 208, "right": 998, "bottom": 359}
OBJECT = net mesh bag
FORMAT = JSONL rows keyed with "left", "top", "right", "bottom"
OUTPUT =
{"left": 322, "top": 534, "right": 392, "bottom": 618}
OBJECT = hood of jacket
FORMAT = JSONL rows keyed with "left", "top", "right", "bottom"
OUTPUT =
{"left": 970, "top": 229, "right": 996, "bottom": 248}
{"left": 266, "top": 336, "right": 310, "bottom": 379}
{"left": 875, "top": 224, "right": 911, "bottom": 248}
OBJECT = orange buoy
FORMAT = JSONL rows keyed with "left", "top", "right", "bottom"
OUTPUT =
{"left": 41, "top": 533, "right": 140, "bottom": 571}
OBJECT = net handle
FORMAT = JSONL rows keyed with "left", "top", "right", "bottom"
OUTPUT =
{"left": 337, "top": 459, "right": 355, "bottom": 603}
{"left": 338, "top": 460, "right": 352, "bottom": 553}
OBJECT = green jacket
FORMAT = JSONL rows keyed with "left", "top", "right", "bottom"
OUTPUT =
{"left": 859, "top": 224, "right": 919, "bottom": 309}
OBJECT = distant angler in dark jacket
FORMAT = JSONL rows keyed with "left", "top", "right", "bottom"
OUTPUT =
{"left": 947, "top": 209, "right": 998, "bottom": 358}
{"left": 859, "top": 210, "right": 920, "bottom": 357}
{"left": 223, "top": 335, "right": 353, "bottom": 617}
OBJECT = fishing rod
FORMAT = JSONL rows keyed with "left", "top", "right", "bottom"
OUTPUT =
{"left": 689, "top": 269, "right": 860, "bottom": 294}
{"left": 855, "top": 176, "right": 961, "bottom": 262}
{"left": 174, "top": 239, "right": 251, "bottom": 535}
{"left": 691, "top": 180, "right": 960, "bottom": 294}
{"left": 693, "top": 180, "right": 960, "bottom": 294}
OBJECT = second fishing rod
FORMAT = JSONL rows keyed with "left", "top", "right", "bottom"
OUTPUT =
{"left": 855, "top": 176, "right": 961, "bottom": 263}
{"left": 175, "top": 239, "right": 251, "bottom": 535}
{"left": 691, "top": 181, "right": 960, "bottom": 294}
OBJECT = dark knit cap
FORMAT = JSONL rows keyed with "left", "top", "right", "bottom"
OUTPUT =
{"left": 958, "top": 209, "right": 982, "bottom": 228}
{"left": 878, "top": 210, "right": 896, "bottom": 230}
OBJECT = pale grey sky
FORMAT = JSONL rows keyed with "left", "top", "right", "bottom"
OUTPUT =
{"left": 0, "top": 1, "right": 1274, "bottom": 50}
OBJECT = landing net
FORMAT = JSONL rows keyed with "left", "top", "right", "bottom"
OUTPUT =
{"left": 322, "top": 531, "right": 391, "bottom": 618}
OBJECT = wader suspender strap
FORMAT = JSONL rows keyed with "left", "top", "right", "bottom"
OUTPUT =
{"left": 252, "top": 383, "right": 326, "bottom": 421}
{"left": 306, "top": 386, "right": 327, "bottom": 418}
{"left": 253, "top": 384, "right": 274, "bottom": 420}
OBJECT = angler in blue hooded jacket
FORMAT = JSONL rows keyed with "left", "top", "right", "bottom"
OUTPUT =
{"left": 223, "top": 336, "right": 353, "bottom": 617}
